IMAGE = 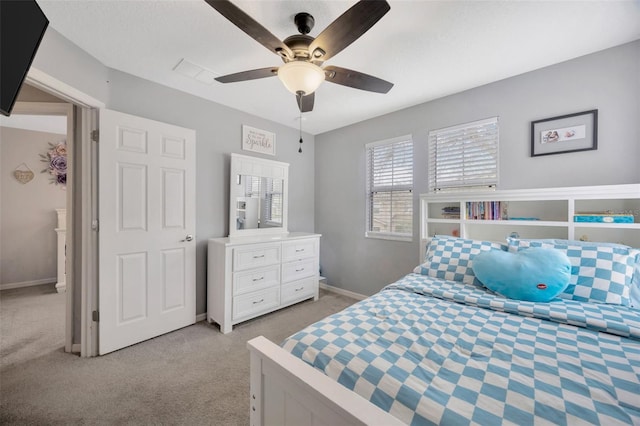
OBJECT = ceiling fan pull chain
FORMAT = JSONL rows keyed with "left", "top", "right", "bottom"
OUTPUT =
{"left": 298, "top": 91, "right": 304, "bottom": 153}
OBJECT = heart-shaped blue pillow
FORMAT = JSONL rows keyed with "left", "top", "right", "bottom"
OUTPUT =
{"left": 472, "top": 248, "right": 571, "bottom": 302}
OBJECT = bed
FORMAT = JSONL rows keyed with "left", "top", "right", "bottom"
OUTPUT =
{"left": 247, "top": 236, "right": 640, "bottom": 425}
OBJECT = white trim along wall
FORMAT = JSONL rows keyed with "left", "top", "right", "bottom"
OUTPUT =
{"left": 0, "top": 278, "right": 56, "bottom": 291}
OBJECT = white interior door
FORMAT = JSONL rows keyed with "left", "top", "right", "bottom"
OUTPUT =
{"left": 98, "top": 108, "right": 196, "bottom": 355}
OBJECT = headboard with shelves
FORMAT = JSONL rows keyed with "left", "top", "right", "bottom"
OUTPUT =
{"left": 419, "top": 184, "right": 640, "bottom": 262}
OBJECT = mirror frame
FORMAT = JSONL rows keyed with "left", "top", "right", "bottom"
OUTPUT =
{"left": 229, "top": 153, "right": 289, "bottom": 238}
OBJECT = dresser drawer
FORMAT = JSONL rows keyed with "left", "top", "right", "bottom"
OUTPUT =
{"left": 233, "top": 265, "right": 280, "bottom": 296}
{"left": 282, "top": 258, "right": 316, "bottom": 283}
{"left": 282, "top": 239, "right": 317, "bottom": 262}
{"left": 281, "top": 277, "right": 316, "bottom": 305}
{"left": 233, "top": 243, "right": 280, "bottom": 271}
{"left": 233, "top": 287, "right": 280, "bottom": 321}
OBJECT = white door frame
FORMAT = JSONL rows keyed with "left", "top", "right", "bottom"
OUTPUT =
{"left": 26, "top": 67, "right": 105, "bottom": 357}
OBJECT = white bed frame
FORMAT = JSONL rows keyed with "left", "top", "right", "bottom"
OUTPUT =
{"left": 247, "top": 184, "right": 640, "bottom": 425}
{"left": 248, "top": 336, "right": 404, "bottom": 426}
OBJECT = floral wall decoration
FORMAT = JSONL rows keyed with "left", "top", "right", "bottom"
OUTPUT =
{"left": 40, "top": 140, "right": 67, "bottom": 188}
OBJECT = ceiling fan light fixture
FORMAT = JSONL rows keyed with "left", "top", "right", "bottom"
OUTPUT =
{"left": 277, "top": 61, "right": 325, "bottom": 96}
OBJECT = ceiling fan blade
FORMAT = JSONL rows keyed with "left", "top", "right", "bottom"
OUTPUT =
{"left": 215, "top": 67, "right": 278, "bottom": 83}
{"left": 308, "top": 0, "right": 390, "bottom": 62}
{"left": 296, "top": 92, "right": 315, "bottom": 112}
{"left": 324, "top": 66, "right": 393, "bottom": 93}
{"left": 204, "top": 0, "right": 293, "bottom": 60}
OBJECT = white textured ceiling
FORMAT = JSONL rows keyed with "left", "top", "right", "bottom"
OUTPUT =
{"left": 37, "top": 0, "right": 640, "bottom": 135}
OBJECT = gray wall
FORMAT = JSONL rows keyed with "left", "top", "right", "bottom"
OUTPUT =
{"left": 32, "top": 28, "right": 110, "bottom": 104}
{"left": 0, "top": 127, "right": 67, "bottom": 285}
{"left": 23, "top": 27, "right": 640, "bottom": 319}
{"left": 28, "top": 28, "right": 315, "bottom": 317}
{"left": 106, "top": 69, "right": 315, "bottom": 316}
{"left": 315, "top": 40, "right": 640, "bottom": 297}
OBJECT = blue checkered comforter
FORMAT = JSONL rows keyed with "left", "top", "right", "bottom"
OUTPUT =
{"left": 281, "top": 274, "right": 640, "bottom": 425}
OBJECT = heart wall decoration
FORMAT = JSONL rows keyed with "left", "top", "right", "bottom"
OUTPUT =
{"left": 14, "top": 163, "right": 35, "bottom": 184}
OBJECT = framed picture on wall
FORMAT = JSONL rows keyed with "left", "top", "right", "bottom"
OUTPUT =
{"left": 531, "top": 109, "right": 598, "bottom": 157}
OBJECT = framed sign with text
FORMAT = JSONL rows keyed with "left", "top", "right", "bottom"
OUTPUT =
{"left": 242, "top": 125, "right": 275, "bottom": 156}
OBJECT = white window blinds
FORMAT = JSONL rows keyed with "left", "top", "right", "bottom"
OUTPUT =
{"left": 366, "top": 135, "right": 413, "bottom": 241}
{"left": 244, "top": 176, "right": 261, "bottom": 197}
{"left": 244, "top": 176, "right": 282, "bottom": 224}
{"left": 263, "top": 178, "right": 283, "bottom": 223}
{"left": 428, "top": 117, "right": 499, "bottom": 192}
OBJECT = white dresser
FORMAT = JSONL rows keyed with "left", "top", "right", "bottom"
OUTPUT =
{"left": 207, "top": 232, "right": 321, "bottom": 333}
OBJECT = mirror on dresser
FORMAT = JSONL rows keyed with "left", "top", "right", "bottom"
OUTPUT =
{"left": 235, "top": 175, "right": 284, "bottom": 230}
{"left": 229, "top": 153, "right": 289, "bottom": 238}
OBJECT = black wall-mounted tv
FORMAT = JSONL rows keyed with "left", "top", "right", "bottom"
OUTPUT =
{"left": 0, "top": 0, "right": 49, "bottom": 116}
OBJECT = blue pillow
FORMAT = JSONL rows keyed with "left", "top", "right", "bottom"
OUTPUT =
{"left": 472, "top": 248, "right": 571, "bottom": 302}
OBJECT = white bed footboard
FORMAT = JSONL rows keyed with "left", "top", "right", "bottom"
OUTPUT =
{"left": 247, "top": 336, "right": 404, "bottom": 426}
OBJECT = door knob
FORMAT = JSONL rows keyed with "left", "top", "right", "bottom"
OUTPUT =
{"left": 181, "top": 234, "right": 194, "bottom": 242}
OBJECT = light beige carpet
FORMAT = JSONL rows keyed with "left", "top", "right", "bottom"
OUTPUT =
{"left": 0, "top": 284, "right": 356, "bottom": 425}
{"left": 0, "top": 284, "right": 66, "bottom": 369}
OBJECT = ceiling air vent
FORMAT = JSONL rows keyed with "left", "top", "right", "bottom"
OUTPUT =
{"left": 173, "top": 58, "right": 218, "bottom": 85}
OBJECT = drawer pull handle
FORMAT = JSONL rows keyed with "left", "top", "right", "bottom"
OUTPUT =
{"left": 252, "top": 277, "right": 264, "bottom": 282}
{"left": 296, "top": 268, "right": 305, "bottom": 272}
{"left": 296, "top": 248, "right": 305, "bottom": 252}
{"left": 253, "top": 255, "right": 265, "bottom": 259}
{"left": 295, "top": 287, "right": 304, "bottom": 292}
{"left": 252, "top": 299, "right": 264, "bottom": 305}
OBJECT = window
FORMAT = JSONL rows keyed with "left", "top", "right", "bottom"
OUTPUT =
{"left": 262, "top": 177, "right": 283, "bottom": 224}
{"left": 244, "top": 176, "right": 282, "bottom": 225}
{"left": 244, "top": 175, "right": 262, "bottom": 197}
{"left": 366, "top": 135, "right": 413, "bottom": 241}
{"left": 428, "top": 117, "right": 499, "bottom": 192}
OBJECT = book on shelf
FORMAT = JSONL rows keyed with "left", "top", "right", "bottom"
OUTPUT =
{"left": 441, "top": 206, "right": 460, "bottom": 219}
{"left": 465, "top": 201, "right": 504, "bottom": 220}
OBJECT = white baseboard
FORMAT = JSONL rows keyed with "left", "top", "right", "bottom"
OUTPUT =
{"left": 196, "top": 313, "right": 207, "bottom": 323}
{"left": 319, "top": 282, "right": 367, "bottom": 301}
{"left": 0, "top": 278, "right": 56, "bottom": 291}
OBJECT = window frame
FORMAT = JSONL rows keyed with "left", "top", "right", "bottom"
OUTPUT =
{"left": 365, "top": 134, "right": 414, "bottom": 242}
{"left": 428, "top": 116, "right": 499, "bottom": 193}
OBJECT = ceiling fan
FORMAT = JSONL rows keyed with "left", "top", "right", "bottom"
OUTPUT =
{"left": 205, "top": 0, "right": 394, "bottom": 113}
